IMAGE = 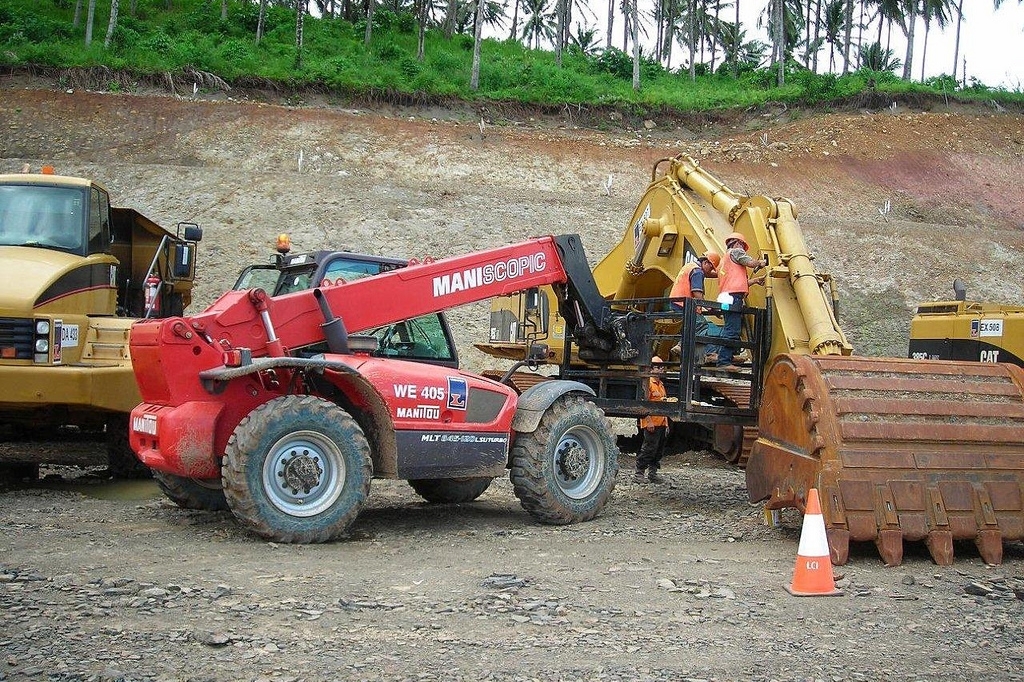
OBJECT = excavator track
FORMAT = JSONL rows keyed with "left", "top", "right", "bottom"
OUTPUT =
{"left": 747, "top": 354, "right": 1024, "bottom": 566}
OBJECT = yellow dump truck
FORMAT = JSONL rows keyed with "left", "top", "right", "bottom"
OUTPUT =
{"left": 0, "top": 170, "right": 201, "bottom": 477}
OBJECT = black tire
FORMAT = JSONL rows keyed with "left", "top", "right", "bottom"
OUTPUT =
{"left": 509, "top": 394, "right": 618, "bottom": 525}
{"left": 153, "top": 471, "right": 228, "bottom": 511}
{"left": 222, "top": 395, "right": 372, "bottom": 543}
{"left": 106, "top": 415, "right": 152, "bottom": 479}
{"left": 408, "top": 477, "right": 493, "bottom": 503}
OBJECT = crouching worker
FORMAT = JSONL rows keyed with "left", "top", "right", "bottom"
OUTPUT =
{"left": 634, "top": 357, "right": 669, "bottom": 484}
{"left": 669, "top": 251, "right": 720, "bottom": 365}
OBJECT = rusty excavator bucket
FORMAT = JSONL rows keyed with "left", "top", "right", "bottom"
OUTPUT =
{"left": 747, "top": 354, "right": 1024, "bottom": 566}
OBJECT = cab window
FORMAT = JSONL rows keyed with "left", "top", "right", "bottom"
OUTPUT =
{"left": 88, "top": 187, "right": 110, "bottom": 253}
{"left": 369, "top": 314, "right": 455, "bottom": 363}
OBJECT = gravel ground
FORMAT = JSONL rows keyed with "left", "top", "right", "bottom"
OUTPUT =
{"left": 1, "top": 78, "right": 1023, "bottom": 681}
{"left": 2, "top": 451, "right": 1023, "bottom": 682}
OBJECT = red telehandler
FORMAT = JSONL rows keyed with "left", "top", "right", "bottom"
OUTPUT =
{"left": 129, "top": 234, "right": 657, "bottom": 543}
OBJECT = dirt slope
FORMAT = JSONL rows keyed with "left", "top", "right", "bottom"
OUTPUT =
{"left": 2, "top": 84, "right": 1022, "bottom": 366}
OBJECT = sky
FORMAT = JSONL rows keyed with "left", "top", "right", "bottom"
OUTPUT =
{"left": 590, "top": 1, "right": 1024, "bottom": 89}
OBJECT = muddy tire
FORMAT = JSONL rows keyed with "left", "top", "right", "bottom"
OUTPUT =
{"left": 106, "top": 415, "right": 151, "bottom": 479}
{"left": 509, "top": 394, "right": 618, "bottom": 524}
{"left": 154, "top": 471, "right": 228, "bottom": 511}
{"left": 408, "top": 477, "right": 493, "bottom": 503}
{"left": 223, "top": 395, "right": 372, "bottom": 543}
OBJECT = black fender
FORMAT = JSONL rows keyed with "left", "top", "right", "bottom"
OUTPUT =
{"left": 510, "top": 380, "right": 596, "bottom": 434}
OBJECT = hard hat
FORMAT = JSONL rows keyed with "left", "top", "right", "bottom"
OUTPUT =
{"left": 725, "top": 231, "right": 748, "bottom": 249}
{"left": 652, "top": 356, "right": 663, "bottom": 364}
{"left": 701, "top": 251, "right": 721, "bottom": 268}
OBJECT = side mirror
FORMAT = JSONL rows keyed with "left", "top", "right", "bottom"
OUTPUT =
{"left": 178, "top": 222, "right": 202, "bottom": 242}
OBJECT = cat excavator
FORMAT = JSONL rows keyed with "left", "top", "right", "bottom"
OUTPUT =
{"left": 476, "top": 154, "right": 1024, "bottom": 566}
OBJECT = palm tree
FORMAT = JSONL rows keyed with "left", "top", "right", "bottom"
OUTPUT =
{"left": 471, "top": 0, "right": 485, "bottom": 89}
{"left": 631, "top": 0, "right": 640, "bottom": 89}
{"left": 521, "top": 0, "right": 553, "bottom": 48}
{"left": 858, "top": 39, "right": 900, "bottom": 71}
{"left": 296, "top": 0, "right": 306, "bottom": 68}
{"left": 899, "top": 0, "right": 918, "bottom": 81}
{"left": 950, "top": 0, "right": 963, "bottom": 81}
{"left": 918, "top": 0, "right": 950, "bottom": 81}
{"left": 822, "top": 0, "right": 846, "bottom": 71}
{"left": 569, "top": 23, "right": 601, "bottom": 54}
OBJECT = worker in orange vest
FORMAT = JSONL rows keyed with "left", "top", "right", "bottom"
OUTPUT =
{"left": 716, "top": 232, "right": 765, "bottom": 368}
{"left": 669, "top": 251, "right": 720, "bottom": 364}
{"left": 634, "top": 356, "right": 669, "bottom": 484}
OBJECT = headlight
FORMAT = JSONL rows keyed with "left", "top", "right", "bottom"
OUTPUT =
{"left": 35, "top": 339, "right": 49, "bottom": 353}
{"left": 36, "top": 320, "right": 50, "bottom": 335}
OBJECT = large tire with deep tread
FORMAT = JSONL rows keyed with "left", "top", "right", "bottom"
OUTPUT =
{"left": 510, "top": 394, "right": 618, "bottom": 525}
{"left": 106, "top": 415, "right": 152, "bottom": 479}
{"left": 154, "top": 471, "right": 229, "bottom": 511}
{"left": 408, "top": 477, "right": 493, "bottom": 503}
{"left": 222, "top": 395, "right": 372, "bottom": 543}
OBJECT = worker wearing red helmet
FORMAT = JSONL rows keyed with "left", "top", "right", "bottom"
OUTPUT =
{"left": 716, "top": 232, "right": 765, "bottom": 368}
{"left": 668, "top": 251, "right": 720, "bottom": 364}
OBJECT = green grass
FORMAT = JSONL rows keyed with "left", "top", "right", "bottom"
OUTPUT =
{"left": 2, "top": 0, "right": 1022, "bottom": 114}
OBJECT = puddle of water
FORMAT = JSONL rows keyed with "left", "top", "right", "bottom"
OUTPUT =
{"left": 38, "top": 478, "right": 162, "bottom": 501}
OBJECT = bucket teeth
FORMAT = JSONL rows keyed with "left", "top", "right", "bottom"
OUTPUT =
{"left": 826, "top": 527, "right": 850, "bottom": 566}
{"left": 875, "top": 529, "right": 904, "bottom": 567}
{"left": 926, "top": 530, "right": 954, "bottom": 566}
{"left": 975, "top": 529, "right": 1003, "bottom": 566}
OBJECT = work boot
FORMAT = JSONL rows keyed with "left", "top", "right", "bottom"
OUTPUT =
{"left": 633, "top": 470, "right": 647, "bottom": 484}
{"left": 703, "top": 352, "right": 718, "bottom": 366}
{"left": 647, "top": 470, "right": 665, "bottom": 484}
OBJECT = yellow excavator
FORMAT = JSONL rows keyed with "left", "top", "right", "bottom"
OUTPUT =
{"left": 476, "top": 154, "right": 1024, "bottom": 567}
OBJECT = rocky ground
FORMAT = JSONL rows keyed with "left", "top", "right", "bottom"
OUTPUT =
{"left": 1, "top": 76, "right": 1023, "bottom": 681}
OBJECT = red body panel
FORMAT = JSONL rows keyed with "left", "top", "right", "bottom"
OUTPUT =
{"left": 128, "top": 238, "right": 564, "bottom": 477}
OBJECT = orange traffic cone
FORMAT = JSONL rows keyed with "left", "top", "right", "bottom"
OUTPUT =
{"left": 786, "top": 488, "right": 843, "bottom": 597}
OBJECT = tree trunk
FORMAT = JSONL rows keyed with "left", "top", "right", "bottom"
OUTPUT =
{"left": 951, "top": 0, "right": 964, "bottom": 83}
{"left": 364, "top": 0, "right": 374, "bottom": 46}
{"left": 221, "top": 0, "right": 227, "bottom": 20}
{"left": 73, "top": 0, "right": 82, "bottom": 28}
{"left": 506, "top": 0, "right": 518, "bottom": 41}
{"left": 775, "top": 0, "right": 784, "bottom": 86}
{"left": 85, "top": 0, "right": 96, "bottom": 46}
{"left": 556, "top": 0, "right": 565, "bottom": 66}
{"left": 920, "top": 18, "right": 930, "bottom": 82}
{"left": 416, "top": 0, "right": 427, "bottom": 60}
{"left": 732, "top": 0, "right": 739, "bottom": 77}
{"left": 256, "top": 0, "right": 267, "bottom": 43}
{"left": 688, "top": 0, "right": 695, "bottom": 81}
{"left": 902, "top": 1, "right": 916, "bottom": 81}
{"left": 104, "top": 0, "right": 119, "bottom": 48}
{"left": 295, "top": 0, "right": 305, "bottom": 68}
{"left": 606, "top": 0, "right": 614, "bottom": 49}
{"left": 470, "top": 0, "right": 484, "bottom": 89}
{"left": 844, "top": 0, "right": 855, "bottom": 74}
{"left": 812, "top": 0, "right": 822, "bottom": 72}
{"left": 631, "top": 0, "right": 640, "bottom": 90}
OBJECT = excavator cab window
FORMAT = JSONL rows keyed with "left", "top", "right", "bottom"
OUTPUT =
{"left": 87, "top": 187, "right": 111, "bottom": 254}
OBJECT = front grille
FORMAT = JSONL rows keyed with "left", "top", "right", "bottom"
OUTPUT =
{"left": 0, "top": 317, "right": 34, "bottom": 360}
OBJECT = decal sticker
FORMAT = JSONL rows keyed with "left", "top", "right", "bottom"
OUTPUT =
{"left": 132, "top": 414, "right": 158, "bottom": 436}
{"left": 61, "top": 323, "right": 79, "bottom": 348}
{"left": 978, "top": 319, "right": 1003, "bottom": 338}
{"left": 633, "top": 203, "right": 651, "bottom": 249}
{"left": 447, "top": 377, "right": 467, "bottom": 410}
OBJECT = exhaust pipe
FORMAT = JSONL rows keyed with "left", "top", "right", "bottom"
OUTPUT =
{"left": 313, "top": 289, "right": 350, "bottom": 354}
